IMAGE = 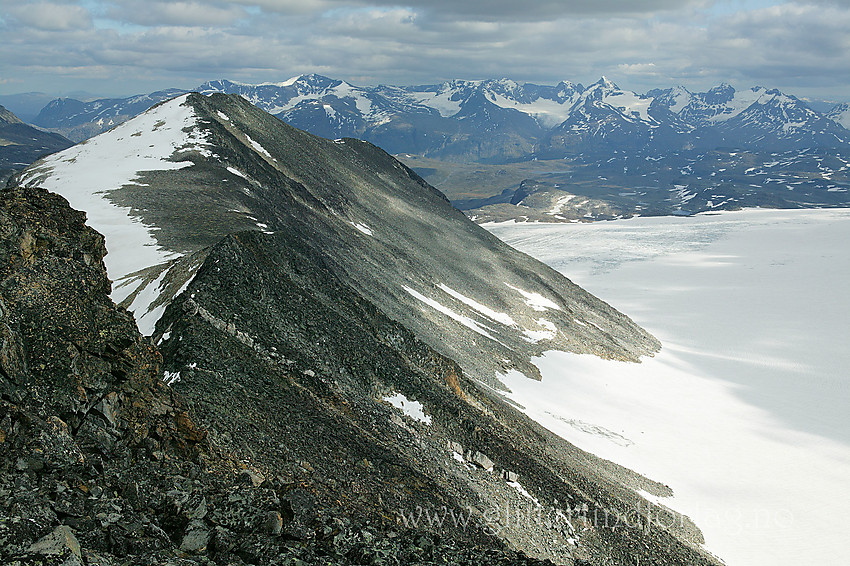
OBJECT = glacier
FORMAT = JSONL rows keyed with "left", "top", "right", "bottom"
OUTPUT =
{"left": 486, "top": 208, "right": 850, "bottom": 566}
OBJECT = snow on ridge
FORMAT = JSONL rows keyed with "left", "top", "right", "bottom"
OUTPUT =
{"left": 351, "top": 221, "right": 373, "bottom": 236}
{"left": 17, "top": 94, "right": 210, "bottom": 334}
{"left": 703, "top": 86, "right": 767, "bottom": 123}
{"left": 243, "top": 133, "right": 273, "bottom": 160}
{"left": 603, "top": 90, "right": 655, "bottom": 123}
{"left": 227, "top": 166, "right": 248, "bottom": 179}
{"left": 666, "top": 86, "right": 693, "bottom": 114}
{"left": 505, "top": 283, "right": 561, "bottom": 311}
{"left": 265, "top": 74, "right": 302, "bottom": 87}
{"left": 827, "top": 103, "right": 850, "bottom": 130}
{"left": 403, "top": 285, "right": 497, "bottom": 341}
{"left": 437, "top": 284, "right": 517, "bottom": 326}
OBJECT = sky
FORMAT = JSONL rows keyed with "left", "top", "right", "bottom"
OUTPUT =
{"left": 1, "top": 0, "right": 849, "bottom": 103}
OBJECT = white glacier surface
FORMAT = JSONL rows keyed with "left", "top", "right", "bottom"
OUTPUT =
{"left": 486, "top": 208, "right": 850, "bottom": 566}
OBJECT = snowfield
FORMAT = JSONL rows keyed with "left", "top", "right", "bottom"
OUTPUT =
{"left": 486, "top": 209, "right": 850, "bottom": 566}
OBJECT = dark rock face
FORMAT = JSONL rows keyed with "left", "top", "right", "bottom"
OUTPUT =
{"left": 0, "top": 185, "right": 189, "bottom": 446}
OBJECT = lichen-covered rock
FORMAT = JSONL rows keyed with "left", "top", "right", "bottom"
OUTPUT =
{"left": 0, "top": 186, "right": 200, "bottom": 455}
{"left": 27, "top": 525, "right": 83, "bottom": 565}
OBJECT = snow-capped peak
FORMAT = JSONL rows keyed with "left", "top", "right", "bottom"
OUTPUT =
{"left": 827, "top": 102, "right": 850, "bottom": 130}
{"left": 593, "top": 76, "right": 619, "bottom": 90}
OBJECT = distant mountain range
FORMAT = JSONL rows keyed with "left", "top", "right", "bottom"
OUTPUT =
{"left": 8, "top": 76, "right": 849, "bottom": 223}
{"left": 0, "top": 104, "right": 72, "bottom": 185}
{"left": 24, "top": 75, "right": 850, "bottom": 159}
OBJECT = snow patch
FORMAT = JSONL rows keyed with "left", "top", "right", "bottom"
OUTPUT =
{"left": 164, "top": 371, "right": 181, "bottom": 386}
{"left": 351, "top": 222, "right": 373, "bottom": 236}
{"left": 437, "top": 284, "right": 517, "bottom": 326}
{"left": 383, "top": 392, "right": 431, "bottom": 425}
{"left": 227, "top": 166, "right": 247, "bottom": 179}
{"left": 403, "top": 286, "right": 497, "bottom": 341}
{"left": 505, "top": 283, "right": 561, "bottom": 311}
{"left": 522, "top": 318, "right": 557, "bottom": 343}
{"left": 507, "top": 480, "right": 542, "bottom": 507}
{"left": 547, "top": 194, "right": 576, "bottom": 215}
{"left": 243, "top": 133, "right": 273, "bottom": 159}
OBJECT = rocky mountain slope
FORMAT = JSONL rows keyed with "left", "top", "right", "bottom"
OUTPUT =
{"left": 0, "top": 104, "right": 72, "bottom": 185}
{"left": 16, "top": 93, "right": 658, "bottom": 386}
{"left": 3, "top": 95, "right": 721, "bottom": 565}
{"left": 0, "top": 185, "right": 562, "bottom": 565}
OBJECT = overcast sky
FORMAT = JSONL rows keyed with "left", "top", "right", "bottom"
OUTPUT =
{"left": 1, "top": 0, "right": 848, "bottom": 102}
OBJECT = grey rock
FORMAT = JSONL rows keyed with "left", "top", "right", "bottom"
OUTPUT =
{"left": 28, "top": 525, "right": 82, "bottom": 564}
{"left": 179, "top": 520, "right": 211, "bottom": 554}
{"left": 502, "top": 470, "right": 519, "bottom": 482}
{"left": 263, "top": 510, "right": 283, "bottom": 535}
{"left": 239, "top": 469, "right": 265, "bottom": 487}
{"left": 469, "top": 451, "right": 494, "bottom": 471}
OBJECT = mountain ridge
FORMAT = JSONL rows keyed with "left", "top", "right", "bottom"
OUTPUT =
{"left": 0, "top": 104, "right": 73, "bottom": 186}
{"left": 6, "top": 93, "right": 720, "bottom": 565}
{"left": 16, "top": 92, "right": 659, "bottom": 387}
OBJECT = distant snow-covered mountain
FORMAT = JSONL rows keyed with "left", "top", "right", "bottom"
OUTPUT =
{"left": 828, "top": 102, "right": 850, "bottom": 130}
{"left": 27, "top": 74, "right": 850, "bottom": 159}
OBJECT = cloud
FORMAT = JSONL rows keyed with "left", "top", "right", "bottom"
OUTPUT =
{"left": 106, "top": 1, "right": 248, "bottom": 26}
{"left": 0, "top": 0, "right": 849, "bottom": 102}
{"left": 6, "top": 2, "right": 92, "bottom": 31}
{"left": 352, "top": 0, "right": 707, "bottom": 20}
